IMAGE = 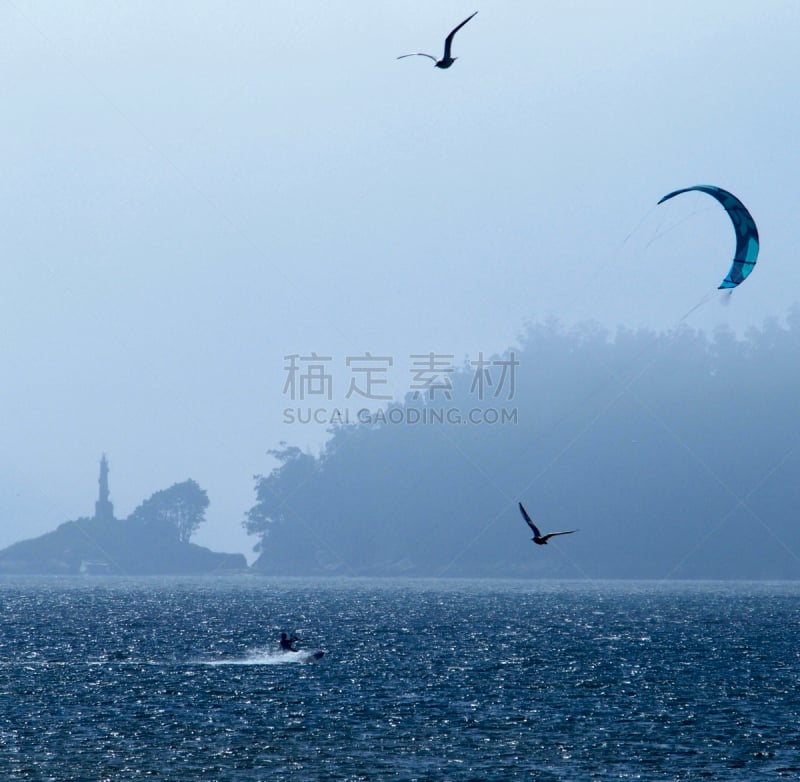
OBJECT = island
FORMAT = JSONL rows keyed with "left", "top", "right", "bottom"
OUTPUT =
{"left": 0, "top": 455, "right": 247, "bottom": 576}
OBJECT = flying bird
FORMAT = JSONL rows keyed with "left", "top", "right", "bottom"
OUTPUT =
{"left": 518, "top": 503, "right": 577, "bottom": 545}
{"left": 397, "top": 11, "right": 478, "bottom": 69}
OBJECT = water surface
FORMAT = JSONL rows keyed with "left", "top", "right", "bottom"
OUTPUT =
{"left": 1, "top": 578, "right": 798, "bottom": 780}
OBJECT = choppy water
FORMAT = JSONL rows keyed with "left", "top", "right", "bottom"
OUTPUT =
{"left": 1, "top": 578, "right": 799, "bottom": 780}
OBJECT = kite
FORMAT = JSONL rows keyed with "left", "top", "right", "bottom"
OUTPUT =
{"left": 657, "top": 185, "right": 759, "bottom": 289}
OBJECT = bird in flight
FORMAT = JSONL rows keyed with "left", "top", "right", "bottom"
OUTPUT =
{"left": 397, "top": 11, "right": 478, "bottom": 69}
{"left": 518, "top": 503, "right": 577, "bottom": 545}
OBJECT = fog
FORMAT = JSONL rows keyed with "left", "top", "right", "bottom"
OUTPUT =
{"left": 1, "top": 2, "right": 798, "bottom": 568}
{"left": 248, "top": 317, "right": 800, "bottom": 579}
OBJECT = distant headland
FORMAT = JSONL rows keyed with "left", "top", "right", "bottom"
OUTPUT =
{"left": 0, "top": 455, "right": 247, "bottom": 576}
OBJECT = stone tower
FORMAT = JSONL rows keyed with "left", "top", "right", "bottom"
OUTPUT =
{"left": 94, "top": 453, "right": 115, "bottom": 522}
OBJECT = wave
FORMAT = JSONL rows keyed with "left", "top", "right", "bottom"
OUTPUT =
{"left": 201, "top": 647, "right": 323, "bottom": 666}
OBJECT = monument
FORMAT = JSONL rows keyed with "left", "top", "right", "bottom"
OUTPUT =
{"left": 94, "top": 453, "right": 115, "bottom": 522}
{"left": 0, "top": 454, "right": 248, "bottom": 574}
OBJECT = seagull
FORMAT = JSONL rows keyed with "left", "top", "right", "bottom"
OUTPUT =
{"left": 518, "top": 502, "right": 577, "bottom": 545}
{"left": 397, "top": 11, "right": 478, "bottom": 69}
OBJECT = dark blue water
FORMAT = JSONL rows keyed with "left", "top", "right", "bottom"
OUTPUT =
{"left": 1, "top": 578, "right": 799, "bottom": 780}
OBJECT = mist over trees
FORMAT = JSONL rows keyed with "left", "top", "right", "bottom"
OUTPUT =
{"left": 128, "top": 479, "right": 209, "bottom": 544}
{"left": 0, "top": 478, "right": 241, "bottom": 575}
{"left": 245, "top": 311, "right": 800, "bottom": 579}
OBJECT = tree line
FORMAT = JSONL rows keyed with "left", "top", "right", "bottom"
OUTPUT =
{"left": 244, "top": 309, "right": 800, "bottom": 579}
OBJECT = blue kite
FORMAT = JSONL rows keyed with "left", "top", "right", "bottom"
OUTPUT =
{"left": 657, "top": 185, "right": 759, "bottom": 289}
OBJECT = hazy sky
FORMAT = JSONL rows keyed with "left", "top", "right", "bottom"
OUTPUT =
{"left": 2, "top": 1, "right": 799, "bottom": 558}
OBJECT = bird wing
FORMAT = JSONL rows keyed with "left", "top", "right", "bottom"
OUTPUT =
{"left": 442, "top": 11, "right": 478, "bottom": 60}
{"left": 397, "top": 52, "right": 437, "bottom": 61}
{"left": 518, "top": 502, "right": 541, "bottom": 537}
{"left": 541, "top": 530, "right": 577, "bottom": 542}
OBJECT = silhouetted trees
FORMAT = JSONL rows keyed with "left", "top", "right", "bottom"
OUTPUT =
{"left": 128, "top": 479, "right": 209, "bottom": 543}
{"left": 0, "top": 477, "right": 245, "bottom": 575}
{"left": 245, "top": 311, "right": 800, "bottom": 579}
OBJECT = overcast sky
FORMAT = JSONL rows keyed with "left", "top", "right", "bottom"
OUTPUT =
{"left": 2, "top": 1, "right": 798, "bottom": 558}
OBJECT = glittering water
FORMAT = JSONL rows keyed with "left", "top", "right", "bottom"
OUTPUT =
{"left": 1, "top": 578, "right": 799, "bottom": 780}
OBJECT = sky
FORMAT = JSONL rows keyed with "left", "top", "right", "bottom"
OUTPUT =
{"left": 1, "top": 1, "right": 799, "bottom": 559}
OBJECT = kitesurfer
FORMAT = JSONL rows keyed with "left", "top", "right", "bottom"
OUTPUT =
{"left": 279, "top": 632, "right": 301, "bottom": 652}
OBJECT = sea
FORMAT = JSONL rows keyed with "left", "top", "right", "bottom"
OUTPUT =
{"left": 0, "top": 578, "right": 798, "bottom": 781}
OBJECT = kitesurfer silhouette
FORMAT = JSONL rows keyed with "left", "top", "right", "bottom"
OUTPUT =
{"left": 279, "top": 632, "right": 301, "bottom": 652}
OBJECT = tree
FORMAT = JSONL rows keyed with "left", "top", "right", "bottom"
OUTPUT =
{"left": 243, "top": 444, "right": 318, "bottom": 552}
{"left": 128, "top": 479, "right": 209, "bottom": 543}
{"left": 243, "top": 312, "right": 800, "bottom": 578}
